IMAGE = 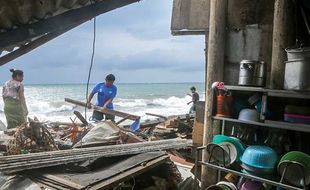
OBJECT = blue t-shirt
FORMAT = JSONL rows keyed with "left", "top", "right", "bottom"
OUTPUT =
{"left": 91, "top": 83, "right": 117, "bottom": 109}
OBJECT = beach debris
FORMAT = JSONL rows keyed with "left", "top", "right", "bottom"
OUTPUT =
{"left": 24, "top": 152, "right": 175, "bottom": 190}
{"left": 6, "top": 118, "right": 58, "bottom": 155}
{"left": 73, "top": 121, "right": 120, "bottom": 148}
{"left": 65, "top": 98, "right": 142, "bottom": 132}
{"left": 0, "top": 138, "right": 192, "bottom": 174}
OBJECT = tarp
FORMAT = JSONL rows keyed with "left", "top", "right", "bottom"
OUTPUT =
{"left": 73, "top": 121, "right": 120, "bottom": 147}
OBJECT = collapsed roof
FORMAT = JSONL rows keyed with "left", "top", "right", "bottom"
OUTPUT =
{"left": 0, "top": 0, "right": 140, "bottom": 66}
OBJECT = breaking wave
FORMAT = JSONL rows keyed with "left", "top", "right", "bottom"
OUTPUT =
{"left": 115, "top": 96, "right": 191, "bottom": 108}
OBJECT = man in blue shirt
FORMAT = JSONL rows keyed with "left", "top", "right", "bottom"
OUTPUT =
{"left": 87, "top": 74, "right": 117, "bottom": 121}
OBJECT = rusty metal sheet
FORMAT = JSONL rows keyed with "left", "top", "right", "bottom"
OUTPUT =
{"left": 28, "top": 152, "right": 168, "bottom": 190}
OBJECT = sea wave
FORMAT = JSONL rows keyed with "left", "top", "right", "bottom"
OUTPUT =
{"left": 115, "top": 96, "right": 191, "bottom": 108}
{"left": 0, "top": 95, "right": 194, "bottom": 125}
{"left": 27, "top": 101, "right": 75, "bottom": 114}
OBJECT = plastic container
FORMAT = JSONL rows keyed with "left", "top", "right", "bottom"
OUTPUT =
{"left": 240, "top": 181, "right": 265, "bottom": 190}
{"left": 241, "top": 146, "right": 278, "bottom": 169}
{"left": 217, "top": 181, "right": 237, "bottom": 190}
{"left": 213, "top": 135, "right": 245, "bottom": 161}
{"left": 216, "top": 96, "right": 233, "bottom": 117}
{"left": 278, "top": 161, "right": 310, "bottom": 187}
{"left": 284, "top": 113, "right": 310, "bottom": 124}
{"left": 238, "top": 109, "right": 259, "bottom": 122}
{"left": 278, "top": 151, "right": 310, "bottom": 187}
{"left": 207, "top": 142, "right": 238, "bottom": 166}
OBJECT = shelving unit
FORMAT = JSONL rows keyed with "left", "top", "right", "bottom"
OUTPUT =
{"left": 198, "top": 160, "right": 304, "bottom": 190}
{"left": 195, "top": 86, "right": 310, "bottom": 190}
{"left": 212, "top": 116, "right": 310, "bottom": 133}
{"left": 225, "top": 85, "right": 310, "bottom": 100}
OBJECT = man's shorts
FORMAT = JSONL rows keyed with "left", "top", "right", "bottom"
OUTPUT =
{"left": 92, "top": 110, "right": 115, "bottom": 121}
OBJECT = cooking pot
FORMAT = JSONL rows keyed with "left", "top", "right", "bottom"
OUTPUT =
{"left": 238, "top": 60, "right": 266, "bottom": 87}
{"left": 284, "top": 59, "right": 310, "bottom": 91}
{"left": 285, "top": 46, "right": 310, "bottom": 61}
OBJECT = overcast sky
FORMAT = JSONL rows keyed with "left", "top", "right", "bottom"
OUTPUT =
{"left": 0, "top": 0, "right": 205, "bottom": 84}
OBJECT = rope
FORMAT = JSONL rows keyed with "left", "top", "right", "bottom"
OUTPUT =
{"left": 85, "top": 16, "right": 97, "bottom": 120}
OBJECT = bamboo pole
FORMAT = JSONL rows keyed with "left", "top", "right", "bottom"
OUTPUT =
{"left": 270, "top": 0, "right": 295, "bottom": 89}
{"left": 201, "top": 0, "right": 227, "bottom": 188}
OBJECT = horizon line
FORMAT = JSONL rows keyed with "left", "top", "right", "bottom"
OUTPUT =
{"left": 24, "top": 81, "right": 205, "bottom": 85}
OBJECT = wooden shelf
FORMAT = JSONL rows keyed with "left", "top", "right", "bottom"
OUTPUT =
{"left": 225, "top": 85, "right": 310, "bottom": 99}
{"left": 199, "top": 161, "right": 304, "bottom": 190}
{"left": 212, "top": 116, "right": 310, "bottom": 133}
{"left": 224, "top": 85, "right": 265, "bottom": 92}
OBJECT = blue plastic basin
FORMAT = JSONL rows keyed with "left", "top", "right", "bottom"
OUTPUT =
{"left": 241, "top": 146, "right": 278, "bottom": 169}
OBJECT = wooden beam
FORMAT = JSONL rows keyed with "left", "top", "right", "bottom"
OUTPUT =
{"left": 201, "top": 0, "right": 227, "bottom": 188}
{"left": 65, "top": 98, "right": 141, "bottom": 121}
{"left": 145, "top": 112, "right": 168, "bottom": 120}
{"left": 270, "top": 0, "right": 295, "bottom": 89}
{"left": 0, "top": 0, "right": 140, "bottom": 51}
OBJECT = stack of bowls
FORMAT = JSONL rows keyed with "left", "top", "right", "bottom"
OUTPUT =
{"left": 208, "top": 135, "right": 245, "bottom": 166}
{"left": 278, "top": 151, "right": 310, "bottom": 187}
{"left": 241, "top": 146, "right": 278, "bottom": 175}
{"left": 207, "top": 142, "right": 238, "bottom": 166}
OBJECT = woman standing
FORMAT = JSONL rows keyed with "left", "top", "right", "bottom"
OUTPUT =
{"left": 2, "top": 69, "right": 28, "bottom": 129}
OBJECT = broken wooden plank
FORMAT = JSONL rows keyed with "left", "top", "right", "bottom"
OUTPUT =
{"left": 89, "top": 155, "right": 169, "bottom": 190}
{"left": 28, "top": 152, "right": 168, "bottom": 190}
{"left": 65, "top": 98, "right": 140, "bottom": 121}
{"left": 0, "top": 139, "right": 192, "bottom": 174}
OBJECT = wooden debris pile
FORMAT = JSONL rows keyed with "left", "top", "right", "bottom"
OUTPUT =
{"left": 6, "top": 119, "right": 58, "bottom": 155}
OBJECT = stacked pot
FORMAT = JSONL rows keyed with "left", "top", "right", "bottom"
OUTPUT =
{"left": 284, "top": 47, "right": 310, "bottom": 91}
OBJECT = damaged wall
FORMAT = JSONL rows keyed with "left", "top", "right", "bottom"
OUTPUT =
{"left": 171, "top": 0, "right": 210, "bottom": 35}
{"left": 223, "top": 0, "right": 275, "bottom": 86}
{"left": 170, "top": 0, "right": 275, "bottom": 86}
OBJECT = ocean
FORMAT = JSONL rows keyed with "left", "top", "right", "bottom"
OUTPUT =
{"left": 0, "top": 83, "right": 205, "bottom": 125}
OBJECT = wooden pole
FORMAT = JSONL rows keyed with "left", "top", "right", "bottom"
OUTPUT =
{"left": 64, "top": 98, "right": 140, "bottom": 121}
{"left": 201, "top": 0, "right": 227, "bottom": 188}
{"left": 270, "top": 0, "right": 295, "bottom": 89}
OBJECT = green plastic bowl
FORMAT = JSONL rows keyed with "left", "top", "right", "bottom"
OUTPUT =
{"left": 279, "top": 151, "right": 310, "bottom": 170}
{"left": 213, "top": 135, "right": 246, "bottom": 161}
{"left": 278, "top": 151, "right": 310, "bottom": 187}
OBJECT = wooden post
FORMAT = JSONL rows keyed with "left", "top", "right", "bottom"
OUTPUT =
{"left": 201, "top": 0, "right": 227, "bottom": 188}
{"left": 270, "top": 0, "right": 295, "bottom": 89}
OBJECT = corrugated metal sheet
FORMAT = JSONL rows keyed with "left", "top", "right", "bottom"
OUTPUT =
{"left": 0, "top": 0, "right": 143, "bottom": 63}
{"left": 0, "top": 0, "right": 140, "bottom": 66}
{"left": 0, "top": 0, "right": 98, "bottom": 55}
{"left": 0, "top": 0, "right": 90, "bottom": 32}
